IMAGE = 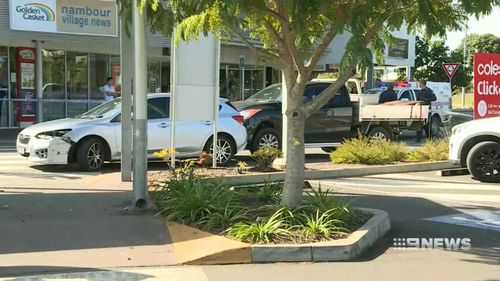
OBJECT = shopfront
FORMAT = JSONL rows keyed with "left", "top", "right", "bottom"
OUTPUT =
{"left": 0, "top": 0, "right": 281, "bottom": 128}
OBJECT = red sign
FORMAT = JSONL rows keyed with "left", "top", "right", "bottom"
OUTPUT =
{"left": 474, "top": 53, "right": 500, "bottom": 119}
{"left": 442, "top": 63, "right": 460, "bottom": 80}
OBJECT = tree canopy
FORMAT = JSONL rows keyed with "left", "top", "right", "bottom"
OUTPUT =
{"left": 457, "top": 33, "right": 500, "bottom": 66}
{"left": 126, "top": 0, "right": 500, "bottom": 207}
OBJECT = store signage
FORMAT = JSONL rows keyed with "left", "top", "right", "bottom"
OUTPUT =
{"left": 9, "top": 0, "right": 117, "bottom": 37}
{"left": 388, "top": 38, "right": 409, "bottom": 59}
{"left": 474, "top": 53, "right": 500, "bottom": 119}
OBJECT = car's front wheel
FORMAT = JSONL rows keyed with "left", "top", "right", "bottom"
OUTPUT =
{"left": 77, "top": 138, "right": 106, "bottom": 171}
{"left": 466, "top": 141, "right": 500, "bottom": 183}
{"left": 204, "top": 134, "right": 236, "bottom": 166}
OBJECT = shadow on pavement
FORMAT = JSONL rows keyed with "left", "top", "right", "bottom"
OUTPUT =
{"left": 0, "top": 191, "right": 171, "bottom": 255}
{"left": 1, "top": 267, "right": 154, "bottom": 280}
{"left": 334, "top": 192, "right": 500, "bottom": 264}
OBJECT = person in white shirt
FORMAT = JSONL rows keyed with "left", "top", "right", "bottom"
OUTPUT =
{"left": 103, "top": 77, "right": 116, "bottom": 102}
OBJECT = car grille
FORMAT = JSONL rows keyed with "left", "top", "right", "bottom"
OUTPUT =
{"left": 18, "top": 134, "right": 30, "bottom": 144}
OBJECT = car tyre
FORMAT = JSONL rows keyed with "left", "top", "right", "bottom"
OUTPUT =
{"left": 77, "top": 137, "right": 106, "bottom": 171}
{"left": 368, "top": 126, "right": 393, "bottom": 141}
{"left": 252, "top": 127, "right": 282, "bottom": 153}
{"left": 466, "top": 141, "right": 500, "bottom": 183}
{"left": 321, "top": 147, "right": 336, "bottom": 153}
{"left": 204, "top": 134, "right": 236, "bottom": 166}
{"left": 430, "top": 115, "right": 442, "bottom": 138}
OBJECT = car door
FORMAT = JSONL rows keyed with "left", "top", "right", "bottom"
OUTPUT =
{"left": 304, "top": 84, "right": 332, "bottom": 143}
{"left": 147, "top": 97, "right": 171, "bottom": 155}
{"left": 327, "top": 86, "right": 354, "bottom": 142}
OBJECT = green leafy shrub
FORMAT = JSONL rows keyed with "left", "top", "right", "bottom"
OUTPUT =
{"left": 226, "top": 207, "right": 292, "bottom": 244}
{"left": 406, "top": 139, "right": 449, "bottom": 162}
{"left": 236, "top": 161, "right": 249, "bottom": 174}
{"left": 155, "top": 173, "right": 235, "bottom": 225}
{"left": 304, "top": 186, "right": 356, "bottom": 225}
{"left": 255, "top": 181, "right": 282, "bottom": 203}
{"left": 252, "top": 147, "right": 283, "bottom": 170}
{"left": 330, "top": 136, "right": 408, "bottom": 165}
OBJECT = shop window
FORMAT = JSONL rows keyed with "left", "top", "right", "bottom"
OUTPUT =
{"left": 0, "top": 47, "right": 8, "bottom": 127}
{"left": 42, "top": 50, "right": 65, "bottom": 121}
{"left": 67, "top": 52, "right": 89, "bottom": 117}
{"left": 89, "top": 54, "right": 109, "bottom": 108}
{"left": 147, "top": 59, "right": 161, "bottom": 93}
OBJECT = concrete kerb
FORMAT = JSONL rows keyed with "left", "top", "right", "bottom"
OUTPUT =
{"left": 164, "top": 208, "right": 390, "bottom": 264}
{"left": 223, "top": 161, "right": 456, "bottom": 186}
{"left": 251, "top": 208, "right": 390, "bottom": 262}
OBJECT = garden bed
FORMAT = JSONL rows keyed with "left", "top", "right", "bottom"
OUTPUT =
{"left": 149, "top": 173, "right": 371, "bottom": 245}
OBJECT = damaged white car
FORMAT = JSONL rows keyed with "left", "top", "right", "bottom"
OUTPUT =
{"left": 16, "top": 94, "right": 247, "bottom": 171}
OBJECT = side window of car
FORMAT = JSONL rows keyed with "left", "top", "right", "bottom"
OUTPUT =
{"left": 399, "top": 90, "right": 412, "bottom": 101}
{"left": 147, "top": 97, "right": 170, "bottom": 119}
{"left": 303, "top": 85, "right": 317, "bottom": 102}
{"left": 411, "top": 89, "right": 420, "bottom": 101}
{"left": 327, "top": 85, "right": 350, "bottom": 108}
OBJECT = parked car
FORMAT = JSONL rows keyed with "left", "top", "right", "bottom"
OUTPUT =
{"left": 449, "top": 116, "right": 500, "bottom": 182}
{"left": 233, "top": 81, "right": 429, "bottom": 153}
{"left": 16, "top": 94, "right": 247, "bottom": 171}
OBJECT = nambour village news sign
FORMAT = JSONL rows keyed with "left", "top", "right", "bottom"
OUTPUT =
{"left": 9, "top": 0, "right": 117, "bottom": 37}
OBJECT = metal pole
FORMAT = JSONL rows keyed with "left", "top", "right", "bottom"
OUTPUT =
{"left": 241, "top": 67, "right": 245, "bottom": 100}
{"left": 35, "top": 40, "right": 43, "bottom": 123}
{"left": 462, "top": 23, "right": 468, "bottom": 108}
{"left": 170, "top": 28, "right": 177, "bottom": 169}
{"left": 132, "top": 0, "right": 148, "bottom": 208}
{"left": 120, "top": 4, "right": 133, "bottom": 182}
{"left": 212, "top": 37, "right": 220, "bottom": 168}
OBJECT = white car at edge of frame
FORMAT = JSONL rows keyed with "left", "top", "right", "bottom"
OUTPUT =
{"left": 16, "top": 93, "right": 247, "bottom": 171}
{"left": 449, "top": 116, "right": 500, "bottom": 182}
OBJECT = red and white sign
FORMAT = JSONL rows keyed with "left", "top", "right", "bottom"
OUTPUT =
{"left": 474, "top": 53, "right": 500, "bottom": 119}
{"left": 442, "top": 63, "right": 460, "bottom": 80}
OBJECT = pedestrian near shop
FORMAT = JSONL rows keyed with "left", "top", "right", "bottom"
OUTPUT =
{"left": 103, "top": 77, "right": 116, "bottom": 102}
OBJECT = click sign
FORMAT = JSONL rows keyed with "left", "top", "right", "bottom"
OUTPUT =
{"left": 442, "top": 63, "right": 460, "bottom": 80}
{"left": 9, "top": 0, "right": 117, "bottom": 37}
{"left": 474, "top": 53, "right": 500, "bottom": 119}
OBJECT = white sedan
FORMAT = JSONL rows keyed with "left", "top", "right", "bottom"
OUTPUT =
{"left": 16, "top": 94, "right": 247, "bottom": 171}
{"left": 449, "top": 116, "right": 500, "bottom": 182}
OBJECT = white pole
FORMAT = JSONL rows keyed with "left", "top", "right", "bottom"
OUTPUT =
{"left": 212, "top": 37, "right": 220, "bottom": 168}
{"left": 132, "top": 0, "right": 148, "bottom": 208}
{"left": 170, "top": 28, "right": 177, "bottom": 169}
{"left": 120, "top": 5, "right": 133, "bottom": 182}
{"left": 462, "top": 23, "right": 468, "bottom": 108}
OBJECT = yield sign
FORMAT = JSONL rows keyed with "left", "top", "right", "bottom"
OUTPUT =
{"left": 442, "top": 63, "right": 460, "bottom": 80}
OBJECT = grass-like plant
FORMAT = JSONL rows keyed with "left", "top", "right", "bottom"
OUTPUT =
{"left": 330, "top": 135, "right": 408, "bottom": 165}
{"left": 202, "top": 202, "right": 249, "bottom": 231}
{"left": 298, "top": 209, "right": 348, "bottom": 240}
{"left": 226, "top": 207, "right": 292, "bottom": 244}
{"left": 255, "top": 181, "right": 282, "bottom": 203}
{"left": 406, "top": 139, "right": 449, "bottom": 162}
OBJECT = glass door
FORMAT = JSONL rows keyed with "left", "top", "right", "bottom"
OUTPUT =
{"left": 0, "top": 47, "right": 8, "bottom": 127}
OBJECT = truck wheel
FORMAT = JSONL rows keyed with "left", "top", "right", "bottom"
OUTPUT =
{"left": 252, "top": 128, "right": 281, "bottom": 153}
{"left": 430, "top": 115, "right": 442, "bottom": 138}
{"left": 368, "top": 126, "right": 393, "bottom": 141}
{"left": 466, "top": 141, "right": 500, "bottom": 183}
{"left": 321, "top": 147, "right": 336, "bottom": 153}
{"left": 77, "top": 137, "right": 106, "bottom": 171}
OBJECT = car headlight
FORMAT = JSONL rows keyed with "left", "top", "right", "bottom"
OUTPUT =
{"left": 451, "top": 124, "right": 469, "bottom": 136}
{"left": 35, "top": 129, "right": 72, "bottom": 140}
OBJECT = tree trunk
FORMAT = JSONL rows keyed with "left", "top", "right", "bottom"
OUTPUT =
{"left": 281, "top": 86, "right": 306, "bottom": 208}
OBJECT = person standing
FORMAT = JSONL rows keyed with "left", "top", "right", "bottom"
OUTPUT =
{"left": 378, "top": 83, "right": 397, "bottom": 104}
{"left": 103, "top": 77, "right": 116, "bottom": 102}
{"left": 415, "top": 80, "right": 437, "bottom": 142}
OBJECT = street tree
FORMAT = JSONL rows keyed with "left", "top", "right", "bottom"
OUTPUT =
{"left": 457, "top": 33, "right": 500, "bottom": 66}
{"left": 128, "top": 0, "right": 500, "bottom": 208}
{"left": 414, "top": 37, "right": 472, "bottom": 91}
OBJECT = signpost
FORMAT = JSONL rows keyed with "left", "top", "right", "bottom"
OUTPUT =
{"left": 473, "top": 53, "right": 500, "bottom": 119}
{"left": 239, "top": 55, "right": 245, "bottom": 100}
{"left": 442, "top": 63, "right": 460, "bottom": 110}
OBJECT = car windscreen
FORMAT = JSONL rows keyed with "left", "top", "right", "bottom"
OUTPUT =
{"left": 76, "top": 98, "right": 121, "bottom": 119}
{"left": 246, "top": 84, "right": 282, "bottom": 102}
